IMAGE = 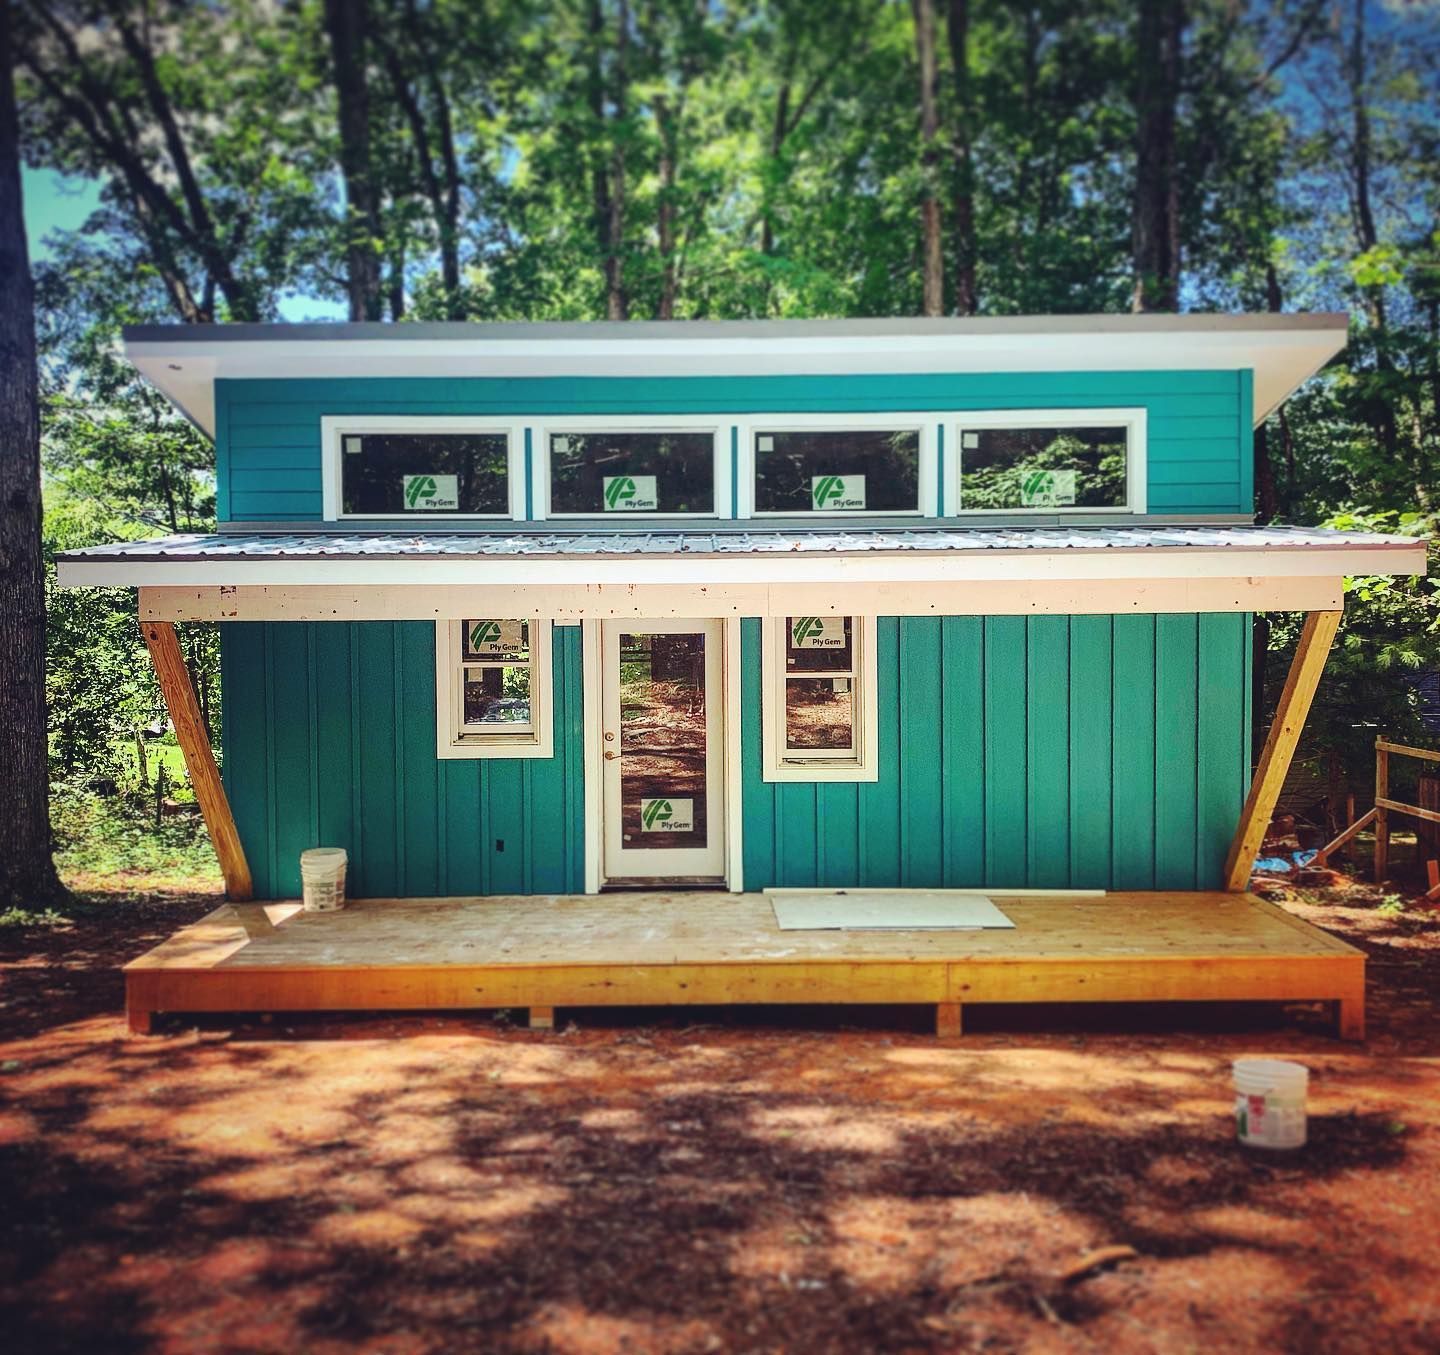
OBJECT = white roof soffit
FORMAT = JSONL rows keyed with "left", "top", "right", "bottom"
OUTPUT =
{"left": 123, "top": 314, "right": 1349, "bottom": 439}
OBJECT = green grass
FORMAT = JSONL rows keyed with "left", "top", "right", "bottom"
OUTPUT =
{"left": 0, "top": 906, "right": 71, "bottom": 930}
{"left": 108, "top": 737, "right": 194, "bottom": 796}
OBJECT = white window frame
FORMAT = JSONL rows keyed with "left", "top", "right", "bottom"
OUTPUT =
{"left": 434, "top": 619, "right": 554, "bottom": 759}
{"left": 761, "top": 615, "right": 879, "bottom": 783}
{"left": 946, "top": 407, "right": 1148, "bottom": 516}
{"left": 322, "top": 416, "right": 526, "bottom": 523}
{"left": 736, "top": 413, "right": 940, "bottom": 519}
{"left": 533, "top": 415, "right": 730, "bottom": 521}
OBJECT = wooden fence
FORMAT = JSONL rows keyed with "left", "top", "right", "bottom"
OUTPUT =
{"left": 1314, "top": 737, "right": 1440, "bottom": 901}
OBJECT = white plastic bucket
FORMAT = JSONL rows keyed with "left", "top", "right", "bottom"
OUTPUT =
{"left": 1233, "top": 1058, "right": 1308, "bottom": 1150}
{"left": 300, "top": 847, "right": 348, "bottom": 913}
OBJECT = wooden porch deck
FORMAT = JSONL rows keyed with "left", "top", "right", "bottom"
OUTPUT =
{"left": 125, "top": 891, "right": 1366, "bottom": 1039}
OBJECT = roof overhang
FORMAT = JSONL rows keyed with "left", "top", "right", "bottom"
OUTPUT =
{"left": 57, "top": 526, "right": 1425, "bottom": 623}
{"left": 123, "top": 313, "right": 1350, "bottom": 438}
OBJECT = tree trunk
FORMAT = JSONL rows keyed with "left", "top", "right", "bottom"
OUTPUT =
{"left": 325, "top": 0, "right": 383, "bottom": 321}
{"left": 946, "top": 0, "right": 977, "bottom": 315}
{"left": 1254, "top": 422, "right": 1278, "bottom": 525}
{"left": 1347, "top": 0, "right": 1399, "bottom": 471}
{"left": 912, "top": 0, "right": 943, "bottom": 316}
{"left": 388, "top": 234, "right": 406, "bottom": 320}
{"left": 605, "top": 0, "right": 631, "bottom": 321}
{"left": 1251, "top": 612, "right": 1270, "bottom": 771}
{"left": 0, "top": 2, "right": 67, "bottom": 908}
{"left": 1131, "top": 0, "right": 1186, "bottom": 313}
{"left": 655, "top": 92, "right": 678, "bottom": 320}
{"left": 1253, "top": 260, "right": 1283, "bottom": 524}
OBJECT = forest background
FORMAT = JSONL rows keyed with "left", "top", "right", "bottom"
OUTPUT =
{"left": 13, "top": 0, "right": 1440, "bottom": 888}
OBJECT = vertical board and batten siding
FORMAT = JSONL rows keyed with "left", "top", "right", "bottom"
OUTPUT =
{"left": 215, "top": 371, "right": 1251, "bottom": 521}
{"left": 223, "top": 622, "right": 586, "bottom": 899}
{"left": 740, "top": 614, "right": 1252, "bottom": 893}
{"left": 225, "top": 612, "right": 1250, "bottom": 900}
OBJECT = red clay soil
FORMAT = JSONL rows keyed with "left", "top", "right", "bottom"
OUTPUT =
{"left": 1, "top": 881, "right": 1438, "bottom": 1355}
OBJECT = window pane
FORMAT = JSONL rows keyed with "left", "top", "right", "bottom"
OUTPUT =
{"left": 549, "top": 431, "right": 714, "bottom": 514}
{"left": 341, "top": 432, "right": 509, "bottom": 515}
{"left": 463, "top": 619, "right": 529, "bottom": 663}
{"left": 754, "top": 429, "right": 919, "bottom": 513}
{"left": 785, "top": 616, "right": 853, "bottom": 673}
{"left": 785, "top": 677, "right": 854, "bottom": 751}
{"left": 463, "top": 665, "right": 531, "bottom": 725}
{"left": 959, "top": 425, "right": 1128, "bottom": 510}
{"left": 617, "top": 631, "right": 709, "bottom": 849}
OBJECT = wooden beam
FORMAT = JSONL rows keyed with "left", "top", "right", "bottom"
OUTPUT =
{"left": 1375, "top": 738, "right": 1440, "bottom": 763}
{"left": 1376, "top": 796, "right": 1440, "bottom": 826}
{"left": 134, "top": 575, "right": 1348, "bottom": 624}
{"left": 1313, "top": 806, "right": 1378, "bottom": 868}
{"left": 140, "top": 621, "right": 253, "bottom": 901}
{"left": 1374, "top": 739, "right": 1390, "bottom": 884}
{"left": 1222, "top": 610, "right": 1342, "bottom": 891}
{"left": 935, "top": 1003, "right": 962, "bottom": 1038}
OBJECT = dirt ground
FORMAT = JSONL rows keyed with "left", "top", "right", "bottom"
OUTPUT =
{"left": 1, "top": 878, "right": 1438, "bottom": 1355}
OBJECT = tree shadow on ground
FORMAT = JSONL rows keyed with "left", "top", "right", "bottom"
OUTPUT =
{"left": 0, "top": 1004, "right": 1428, "bottom": 1355}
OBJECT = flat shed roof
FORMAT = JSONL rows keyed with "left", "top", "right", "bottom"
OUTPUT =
{"left": 124, "top": 313, "right": 1350, "bottom": 437}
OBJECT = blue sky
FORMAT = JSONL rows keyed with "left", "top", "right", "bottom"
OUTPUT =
{"left": 22, "top": 166, "right": 101, "bottom": 263}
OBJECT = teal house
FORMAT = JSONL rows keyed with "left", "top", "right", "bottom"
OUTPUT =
{"left": 58, "top": 315, "right": 1426, "bottom": 1037}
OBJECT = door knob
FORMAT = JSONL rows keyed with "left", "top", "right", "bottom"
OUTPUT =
{"left": 604, "top": 750, "right": 619, "bottom": 760}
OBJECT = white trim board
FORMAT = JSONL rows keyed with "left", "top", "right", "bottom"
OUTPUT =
{"left": 134, "top": 574, "right": 1349, "bottom": 623}
{"left": 761, "top": 615, "right": 880, "bottom": 783}
{"left": 580, "top": 615, "right": 743, "bottom": 893}
{"left": 320, "top": 416, "right": 525, "bottom": 523}
{"left": 945, "top": 407, "right": 1147, "bottom": 517}
{"left": 732, "top": 411, "right": 940, "bottom": 520}
{"left": 433, "top": 619, "right": 554, "bottom": 760}
{"left": 529, "top": 414, "right": 731, "bottom": 523}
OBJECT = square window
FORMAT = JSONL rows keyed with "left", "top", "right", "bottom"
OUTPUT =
{"left": 754, "top": 429, "right": 920, "bottom": 514}
{"left": 762, "top": 616, "right": 878, "bottom": 782}
{"left": 340, "top": 431, "right": 510, "bottom": 516}
{"left": 548, "top": 430, "right": 716, "bottom": 515}
{"left": 436, "top": 620, "right": 553, "bottom": 759}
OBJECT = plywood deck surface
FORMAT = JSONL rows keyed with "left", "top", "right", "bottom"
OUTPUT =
{"left": 130, "top": 891, "right": 1353, "bottom": 970}
{"left": 124, "top": 891, "right": 1365, "bottom": 1038}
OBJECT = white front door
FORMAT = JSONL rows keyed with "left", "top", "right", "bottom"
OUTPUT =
{"left": 601, "top": 619, "right": 726, "bottom": 881}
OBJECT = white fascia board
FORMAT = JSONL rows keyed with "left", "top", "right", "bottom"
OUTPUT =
{"left": 127, "top": 323, "right": 1346, "bottom": 439}
{"left": 57, "top": 541, "right": 1426, "bottom": 590}
{"left": 138, "top": 575, "right": 1347, "bottom": 622}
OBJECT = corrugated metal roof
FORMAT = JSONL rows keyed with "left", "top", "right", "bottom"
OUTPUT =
{"left": 59, "top": 524, "right": 1424, "bottom": 563}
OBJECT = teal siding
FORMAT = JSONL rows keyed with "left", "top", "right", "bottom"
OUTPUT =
{"left": 222, "top": 622, "right": 586, "bottom": 899}
{"left": 741, "top": 613, "right": 1251, "bottom": 892}
{"left": 217, "top": 371, "right": 1250, "bottom": 521}
{"left": 225, "top": 612, "right": 1249, "bottom": 899}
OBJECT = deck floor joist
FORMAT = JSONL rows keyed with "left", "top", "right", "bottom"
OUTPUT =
{"left": 124, "top": 891, "right": 1365, "bottom": 1038}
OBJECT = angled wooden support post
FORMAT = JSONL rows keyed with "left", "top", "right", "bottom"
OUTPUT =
{"left": 141, "top": 621, "right": 253, "bottom": 901}
{"left": 1222, "top": 610, "right": 1343, "bottom": 892}
{"left": 1374, "top": 738, "right": 1390, "bottom": 884}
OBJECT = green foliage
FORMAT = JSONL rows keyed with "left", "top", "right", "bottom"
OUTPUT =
{"left": 50, "top": 771, "right": 219, "bottom": 886}
{"left": 1265, "top": 510, "right": 1440, "bottom": 786}
{"left": 18, "top": 0, "right": 1440, "bottom": 857}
